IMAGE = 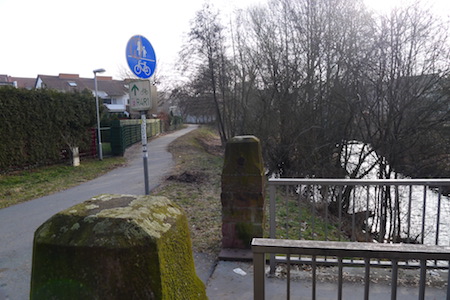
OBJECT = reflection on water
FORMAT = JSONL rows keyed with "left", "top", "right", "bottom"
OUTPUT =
{"left": 343, "top": 141, "right": 450, "bottom": 246}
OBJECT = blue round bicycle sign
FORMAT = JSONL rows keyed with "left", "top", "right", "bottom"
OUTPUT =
{"left": 126, "top": 35, "right": 156, "bottom": 79}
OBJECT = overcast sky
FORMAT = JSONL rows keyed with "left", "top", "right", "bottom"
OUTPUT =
{"left": 0, "top": 0, "right": 259, "bottom": 81}
{"left": 1, "top": 0, "right": 448, "bottom": 83}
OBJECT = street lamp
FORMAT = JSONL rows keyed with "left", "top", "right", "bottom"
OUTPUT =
{"left": 93, "top": 68, "right": 105, "bottom": 160}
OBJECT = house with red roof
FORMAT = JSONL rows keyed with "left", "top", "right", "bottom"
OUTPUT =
{"left": 35, "top": 73, "right": 130, "bottom": 115}
{"left": 0, "top": 74, "right": 35, "bottom": 89}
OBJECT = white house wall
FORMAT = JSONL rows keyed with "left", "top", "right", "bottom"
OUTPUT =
{"left": 35, "top": 77, "right": 43, "bottom": 89}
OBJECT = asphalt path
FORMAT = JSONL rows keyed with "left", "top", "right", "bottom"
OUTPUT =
{"left": 0, "top": 124, "right": 198, "bottom": 300}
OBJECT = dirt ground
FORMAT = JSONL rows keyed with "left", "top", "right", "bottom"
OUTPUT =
{"left": 152, "top": 127, "right": 224, "bottom": 255}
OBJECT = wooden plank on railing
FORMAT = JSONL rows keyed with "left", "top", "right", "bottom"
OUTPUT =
{"left": 268, "top": 178, "right": 450, "bottom": 186}
{"left": 252, "top": 238, "right": 450, "bottom": 261}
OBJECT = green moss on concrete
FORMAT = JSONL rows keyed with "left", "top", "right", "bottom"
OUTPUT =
{"left": 159, "top": 212, "right": 207, "bottom": 299}
{"left": 222, "top": 136, "right": 264, "bottom": 177}
{"left": 235, "top": 222, "right": 256, "bottom": 246}
{"left": 34, "top": 194, "right": 184, "bottom": 248}
{"left": 31, "top": 194, "right": 206, "bottom": 300}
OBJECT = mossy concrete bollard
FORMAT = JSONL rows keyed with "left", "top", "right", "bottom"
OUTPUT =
{"left": 221, "top": 136, "right": 265, "bottom": 249}
{"left": 30, "top": 194, "right": 207, "bottom": 300}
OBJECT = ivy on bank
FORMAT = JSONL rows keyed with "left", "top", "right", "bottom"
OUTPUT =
{"left": 0, "top": 87, "right": 96, "bottom": 172}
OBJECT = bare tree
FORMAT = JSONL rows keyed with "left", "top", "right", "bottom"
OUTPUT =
{"left": 353, "top": 2, "right": 450, "bottom": 241}
{"left": 180, "top": 3, "right": 228, "bottom": 145}
{"left": 176, "top": 0, "right": 450, "bottom": 242}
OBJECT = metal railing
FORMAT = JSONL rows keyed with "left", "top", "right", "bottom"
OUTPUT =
{"left": 253, "top": 238, "right": 450, "bottom": 300}
{"left": 268, "top": 178, "right": 450, "bottom": 272}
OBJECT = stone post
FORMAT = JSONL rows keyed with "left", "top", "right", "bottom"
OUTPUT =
{"left": 70, "top": 147, "right": 80, "bottom": 167}
{"left": 221, "top": 136, "right": 265, "bottom": 249}
{"left": 30, "top": 194, "right": 206, "bottom": 300}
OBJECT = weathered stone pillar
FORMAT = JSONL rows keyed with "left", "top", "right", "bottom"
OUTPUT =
{"left": 221, "top": 136, "right": 265, "bottom": 249}
{"left": 30, "top": 194, "right": 206, "bottom": 300}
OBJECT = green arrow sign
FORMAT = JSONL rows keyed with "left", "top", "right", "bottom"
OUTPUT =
{"left": 131, "top": 84, "right": 139, "bottom": 96}
{"left": 129, "top": 80, "right": 152, "bottom": 111}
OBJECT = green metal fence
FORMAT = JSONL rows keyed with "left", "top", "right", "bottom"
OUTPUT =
{"left": 109, "top": 119, "right": 173, "bottom": 156}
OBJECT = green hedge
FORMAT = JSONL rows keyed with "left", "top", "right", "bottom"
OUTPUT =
{"left": 0, "top": 87, "right": 96, "bottom": 172}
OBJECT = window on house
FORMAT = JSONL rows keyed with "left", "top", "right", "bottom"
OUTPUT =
{"left": 103, "top": 98, "right": 112, "bottom": 104}
{"left": 68, "top": 81, "right": 77, "bottom": 87}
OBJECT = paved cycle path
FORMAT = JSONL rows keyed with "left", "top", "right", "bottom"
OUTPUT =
{"left": 0, "top": 125, "right": 198, "bottom": 300}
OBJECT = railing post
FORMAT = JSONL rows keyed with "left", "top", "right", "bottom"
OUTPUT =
{"left": 286, "top": 254, "right": 291, "bottom": 300}
{"left": 364, "top": 258, "right": 370, "bottom": 300}
{"left": 269, "top": 183, "right": 276, "bottom": 275}
{"left": 253, "top": 251, "right": 265, "bottom": 300}
{"left": 419, "top": 259, "right": 427, "bottom": 300}
{"left": 338, "top": 257, "right": 343, "bottom": 300}
{"left": 390, "top": 259, "right": 398, "bottom": 300}
{"left": 447, "top": 261, "right": 450, "bottom": 300}
{"left": 312, "top": 255, "right": 317, "bottom": 300}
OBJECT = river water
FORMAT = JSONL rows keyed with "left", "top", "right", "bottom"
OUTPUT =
{"left": 343, "top": 141, "right": 450, "bottom": 246}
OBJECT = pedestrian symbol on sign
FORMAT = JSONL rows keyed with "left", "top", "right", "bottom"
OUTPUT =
{"left": 136, "top": 39, "right": 147, "bottom": 57}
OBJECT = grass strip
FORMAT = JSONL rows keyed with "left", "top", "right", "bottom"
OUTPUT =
{"left": 153, "top": 126, "right": 224, "bottom": 255}
{"left": 0, "top": 157, "right": 126, "bottom": 209}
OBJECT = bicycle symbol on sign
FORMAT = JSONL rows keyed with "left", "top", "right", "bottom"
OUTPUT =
{"left": 134, "top": 60, "right": 151, "bottom": 76}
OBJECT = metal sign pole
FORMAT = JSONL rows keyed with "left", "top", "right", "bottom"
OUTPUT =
{"left": 126, "top": 34, "right": 156, "bottom": 196}
{"left": 141, "top": 111, "right": 150, "bottom": 195}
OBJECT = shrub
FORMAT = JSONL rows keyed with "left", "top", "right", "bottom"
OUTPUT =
{"left": 0, "top": 87, "right": 96, "bottom": 172}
